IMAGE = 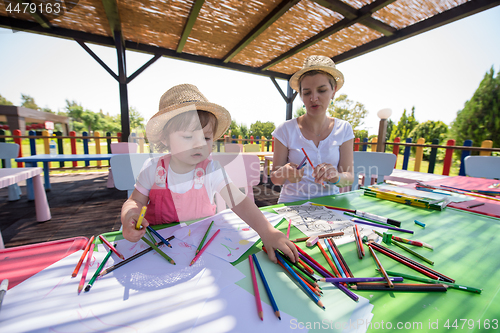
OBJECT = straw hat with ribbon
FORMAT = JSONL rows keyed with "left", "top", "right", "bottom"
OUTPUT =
{"left": 146, "top": 84, "right": 231, "bottom": 144}
{"left": 289, "top": 55, "right": 344, "bottom": 92}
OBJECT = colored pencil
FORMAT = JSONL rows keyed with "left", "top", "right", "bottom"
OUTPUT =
{"left": 85, "top": 245, "right": 115, "bottom": 292}
{"left": 310, "top": 203, "right": 355, "bottom": 213}
{"left": 383, "top": 270, "right": 482, "bottom": 294}
{"left": 355, "top": 224, "right": 365, "bottom": 256}
{"left": 290, "top": 231, "right": 344, "bottom": 242}
{"left": 351, "top": 283, "right": 447, "bottom": 292}
{"left": 298, "top": 258, "right": 315, "bottom": 274}
{"left": 466, "top": 202, "right": 485, "bottom": 208}
{"left": 98, "top": 236, "right": 174, "bottom": 277}
{"left": 317, "top": 240, "right": 340, "bottom": 277}
{"left": 190, "top": 229, "right": 220, "bottom": 266}
{"left": 252, "top": 253, "right": 281, "bottom": 319}
{"left": 147, "top": 225, "right": 172, "bottom": 248}
{"left": 78, "top": 241, "right": 95, "bottom": 294}
{"left": 354, "top": 210, "right": 402, "bottom": 227}
{"left": 286, "top": 219, "right": 292, "bottom": 239}
{"left": 196, "top": 221, "right": 214, "bottom": 254}
{"left": 350, "top": 217, "right": 414, "bottom": 234}
{"left": 98, "top": 235, "right": 125, "bottom": 260}
{"left": 373, "top": 230, "right": 433, "bottom": 249}
{"left": 328, "top": 238, "right": 353, "bottom": 278}
{"left": 275, "top": 256, "right": 321, "bottom": 296}
{"left": 392, "top": 240, "right": 434, "bottom": 265}
{"left": 368, "top": 245, "right": 393, "bottom": 288}
{"left": 72, "top": 235, "right": 95, "bottom": 277}
{"left": 135, "top": 205, "right": 147, "bottom": 230}
{"left": 141, "top": 237, "right": 175, "bottom": 265}
{"left": 325, "top": 239, "right": 346, "bottom": 278}
{"left": 249, "top": 255, "right": 263, "bottom": 320}
{"left": 301, "top": 148, "right": 325, "bottom": 187}
{"left": 320, "top": 277, "right": 404, "bottom": 283}
{"left": 0, "top": 279, "right": 8, "bottom": 310}
{"left": 276, "top": 252, "right": 325, "bottom": 309}
{"left": 145, "top": 227, "right": 156, "bottom": 244}
{"left": 296, "top": 156, "right": 307, "bottom": 169}
{"left": 414, "top": 220, "right": 426, "bottom": 228}
{"left": 353, "top": 226, "right": 362, "bottom": 259}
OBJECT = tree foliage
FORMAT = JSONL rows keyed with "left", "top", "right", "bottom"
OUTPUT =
{"left": 21, "top": 94, "right": 39, "bottom": 110}
{"left": 294, "top": 106, "right": 306, "bottom": 118}
{"left": 328, "top": 94, "right": 368, "bottom": 130}
{"left": 451, "top": 66, "right": 500, "bottom": 148}
{"left": 409, "top": 120, "right": 449, "bottom": 144}
{"left": 0, "top": 94, "right": 13, "bottom": 105}
{"left": 249, "top": 121, "right": 275, "bottom": 139}
{"left": 389, "top": 106, "right": 418, "bottom": 141}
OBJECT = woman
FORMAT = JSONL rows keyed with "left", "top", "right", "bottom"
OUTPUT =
{"left": 271, "top": 55, "right": 354, "bottom": 203}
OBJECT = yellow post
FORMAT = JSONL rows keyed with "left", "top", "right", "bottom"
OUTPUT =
{"left": 138, "top": 132, "right": 145, "bottom": 153}
{"left": 414, "top": 138, "right": 425, "bottom": 172}
{"left": 238, "top": 135, "right": 242, "bottom": 144}
{"left": 42, "top": 130, "right": 52, "bottom": 168}
{"left": 261, "top": 136, "right": 266, "bottom": 152}
{"left": 95, "top": 131, "right": 102, "bottom": 167}
{"left": 480, "top": 140, "right": 493, "bottom": 156}
{"left": 370, "top": 137, "right": 377, "bottom": 152}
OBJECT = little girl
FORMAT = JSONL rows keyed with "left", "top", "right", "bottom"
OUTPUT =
{"left": 121, "top": 84, "right": 298, "bottom": 263}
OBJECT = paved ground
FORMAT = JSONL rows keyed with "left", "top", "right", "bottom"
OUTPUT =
{"left": 0, "top": 172, "right": 280, "bottom": 248}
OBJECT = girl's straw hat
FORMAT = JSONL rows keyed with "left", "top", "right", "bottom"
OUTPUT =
{"left": 146, "top": 84, "right": 231, "bottom": 143}
{"left": 289, "top": 55, "right": 344, "bottom": 92}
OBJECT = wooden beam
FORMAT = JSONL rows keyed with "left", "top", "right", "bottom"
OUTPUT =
{"left": 332, "top": 0, "right": 500, "bottom": 64}
{"left": 222, "top": 0, "right": 300, "bottom": 63}
{"left": 15, "top": 0, "right": 51, "bottom": 28}
{"left": 101, "top": 0, "right": 123, "bottom": 43}
{"left": 260, "top": 0, "right": 396, "bottom": 70}
{"left": 177, "top": 0, "right": 205, "bottom": 53}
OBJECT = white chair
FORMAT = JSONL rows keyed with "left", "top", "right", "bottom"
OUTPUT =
{"left": 464, "top": 156, "right": 500, "bottom": 179}
{"left": 0, "top": 142, "right": 22, "bottom": 201}
{"left": 110, "top": 153, "right": 260, "bottom": 213}
{"left": 351, "top": 151, "right": 397, "bottom": 191}
{"left": 224, "top": 143, "right": 243, "bottom": 152}
{"left": 106, "top": 142, "right": 139, "bottom": 188}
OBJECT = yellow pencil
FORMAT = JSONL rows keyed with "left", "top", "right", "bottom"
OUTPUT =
{"left": 136, "top": 206, "right": 147, "bottom": 230}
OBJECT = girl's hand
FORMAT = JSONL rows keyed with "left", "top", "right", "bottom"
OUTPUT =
{"left": 312, "top": 163, "right": 339, "bottom": 184}
{"left": 260, "top": 228, "right": 299, "bottom": 264}
{"left": 281, "top": 163, "right": 305, "bottom": 183}
{"left": 122, "top": 209, "right": 149, "bottom": 243}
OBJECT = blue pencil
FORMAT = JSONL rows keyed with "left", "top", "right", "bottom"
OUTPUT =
{"left": 147, "top": 226, "right": 172, "bottom": 248}
{"left": 296, "top": 156, "right": 307, "bottom": 169}
{"left": 325, "top": 240, "right": 346, "bottom": 278}
{"left": 252, "top": 254, "right": 281, "bottom": 320}
{"left": 276, "top": 252, "right": 325, "bottom": 309}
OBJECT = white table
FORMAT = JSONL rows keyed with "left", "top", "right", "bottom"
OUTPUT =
{"left": 0, "top": 168, "right": 51, "bottom": 223}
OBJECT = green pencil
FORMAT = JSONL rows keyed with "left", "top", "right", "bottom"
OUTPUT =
{"left": 145, "top": 227, "right": 156, "bottom": 244}
{"left": 392, "top": 240, "right": 434, "bottom": 265}
{"left": 197, "top": 221, "right": 214, "bottom": 254}
{"left": 141, "top": 237, "right": 176, "bottom": 265}
{"left": 85, "top": 246, "right": 115, "bottom": 292}
{"left": 382, "top": 269, "right": 482, "bottom": 294}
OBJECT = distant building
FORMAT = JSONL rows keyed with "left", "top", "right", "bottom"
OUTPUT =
{"left": 0, "top": 105, "right": 69, "bottom": 135}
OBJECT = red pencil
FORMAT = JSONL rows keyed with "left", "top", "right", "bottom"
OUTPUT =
{"left": 99, "top": 235, "right": 125, "bottom": 260}
{"left": 78, "top": 241, "right": 95, "bottom": 294}
{"left": 249, "top": 255, "right": 263, "bottom": 321}
{"left": 354, "top": 225, "right": 365, "bottom": 256}
{"left": 301, "top": 148, "right": 325, "bottom": 187}
{"left": 72, "top": 236, "right": 95, "bottom": 277}
{"left": 190, "top": 229, "right": 220, "bottom": 266}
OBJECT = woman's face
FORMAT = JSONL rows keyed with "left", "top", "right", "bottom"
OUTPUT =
{"left": 300, "top": 73, "right": 336, "bottom": 116}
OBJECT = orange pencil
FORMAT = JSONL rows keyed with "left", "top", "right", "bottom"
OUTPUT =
{"left": 317, "top": 240, "right": 340, "bottom": 278}
{"left": 78, "top": 240, "right": 95, "bottom": 294}
{"left": 354, "top": 224, "right": 365, "bottom": 257}
{"left": 72, "top": 235, "right": 95, "bottom": 277}
{"left": 99, "top": 235, "right": 125, "bottom": 260}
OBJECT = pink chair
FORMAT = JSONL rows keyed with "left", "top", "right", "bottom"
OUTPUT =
{"left": 211, "top": 153, "right": 260, "bottom": 212}
{"left": 224, "top": 143, "right": 243, "bottom": 153}
{"left": 107, "top": 142, "right": 139, "bottom": 188}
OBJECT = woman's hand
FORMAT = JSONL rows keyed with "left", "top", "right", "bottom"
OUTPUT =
{"left": 312, "top": 163, "right": 339, "bottom": 184}
{"left": 260, "top": 228, "right": 299, "bottom": 264}
{"left": 279, "top": 163, "right": 305, "bottom": 183}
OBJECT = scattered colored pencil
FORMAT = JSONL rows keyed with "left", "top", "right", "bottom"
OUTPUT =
{"left": 147, "top": 225, "right": 172, "bottom": 248}
{"left": 368, "top": 245, "right": 393, "bottom": 288}
{"left": 414, "top": 219, "right": 426, "bottom": 228}
{"left": 383, "top": 270, "right": 482, "bottom": 294}
{"left": 72, "top": 235, "right": 95, "bottom": 277}
{"left": 350, "top": 217, "right": 414, "bottom": 234}
{"left": 466, "top": 202, "right": 485, "bottom": 208}
{"left": 328, "top": 238, "right": 353, "bottom": 277}
{"left": 85, "top": 245, "right": 115, "bottom": 292}
{"left": 354, "top": 225, "right": 364, "bottom": 258}
{"left": 98, "top": 235, "right": 125, "bottom": 260}
{"left": 373, "top": 230, "right": 433, "bottom": 250}
{"left": 310, "top": 203, "right": 355, "bottom": 213}
{"left": 196, "top": 221, "right": 214, "bottom": 254}
{"left": 135, "top": 206, "right": 147, "bottom": 230}
{"left": 286, "top": 219, "right": 292, "bottom": 239}
{"left": 290, "top": 231, "right": 344, "bottom": 242}
{"left": 320, "top": 276, "right": 404, "bottom": 283}
{"left": 78, "top": 240, "right": 95, "bottom": 294}
{"left": 98, "top": 236, "right": 175, "bottom": 277}
{"left": 392, "top": 240, "right": 434, "bottom": 265}
{"left": 190, "top": 229, "right": 220, "bottom": 266}
{"left": 354, "top": 210, "right": 402, "bottom": 227}
{"left": 325, "top": 239, "right": 346, "bottom": 278}
{"left": 317, "top": 240, "right": 341, "bottom": 278}
{"left": 351, "top": 283, "right": 447, "bottom": 292}
{"left": 252, "top": 253, "right": 281, "bottom": 319}
{"left": 141, "top": 237, "right": 175, "bottom": 265}
{"left": 249, "top": 255, "right": 263, "bottom": 321}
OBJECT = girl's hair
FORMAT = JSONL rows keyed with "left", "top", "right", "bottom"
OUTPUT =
{"left": 152, "top": 110, "right": 218, "bottom": 152}
{"left": 299, "top": 70, "right": 336, "bottom": 95}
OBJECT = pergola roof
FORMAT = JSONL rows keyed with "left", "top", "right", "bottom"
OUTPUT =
{"left": 2, "top": 0, "right": 499, "bottom": 80}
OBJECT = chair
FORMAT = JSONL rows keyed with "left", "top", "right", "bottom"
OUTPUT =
{"left": 0, "top": 142, "right": 22, "bottom": 201}
{"left": 351, "top": 151, "right": 397, "bottom": 191}
{"left": 224, "top": 143, "right": 243, "bottom": 152}
{"left": 243, "top": 144, "right": 260, "bottom": 152}
{"left": 110, "top": 153, "right": 260, "bottom": 213}
{"left": 464, "top": 156, "right": 500, "bottom": 179}
{"left": 106, "top": 142, "right": 139, "bottom": 188}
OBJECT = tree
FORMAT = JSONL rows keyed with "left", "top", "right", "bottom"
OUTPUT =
{"left": 354, "top": 129, "right": 368, "bottom": 141}
{"left": 294, "top": 106, "right": 306, "bottom": 118}
{"left": 0, "top": 94, "right": 13, "bottom": 105}
{"left": 328, "top": 94, "right": 368, "bottom": 130}
{"left": 249, "top": 121, "right": 275, "bottom": 139}
{"left": 451, "top": 66, "right": 500, "bottom": 149}
{"left": 80, "top": 111, "right": 104, "bottom": 133}
{"left": 409, "top": 120, "right": 449, "bottom": 144}
{"left": 21, "top": 94, "right": 39, "bottom": 110}
{"left": 389, "top": 106, "right": 418, "bottom": 141}
{"left": 129, "top": 106, "right": 145, "bottom": 130}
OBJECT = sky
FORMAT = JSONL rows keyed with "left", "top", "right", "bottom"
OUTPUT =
{"left": 1, "top": 5, "right": 499, "bottom": 136}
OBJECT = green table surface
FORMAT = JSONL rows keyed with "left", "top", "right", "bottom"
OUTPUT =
{"left": 103, "top": 190, "right": 500, "bottom": 332}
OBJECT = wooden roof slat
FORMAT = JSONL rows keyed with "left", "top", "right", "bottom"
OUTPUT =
{"left": 176, "top": 0, "right": 205, "bottom": 53}
{"left": 101, "top": 0, "right": 122, "bottom": 41}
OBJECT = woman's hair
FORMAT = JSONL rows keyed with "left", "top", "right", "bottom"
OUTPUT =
{"left": 152, "top": 110, "right": 218, "bottom": 152}
{"left": 299, "top": 70, "right": 336, "bottom": 95}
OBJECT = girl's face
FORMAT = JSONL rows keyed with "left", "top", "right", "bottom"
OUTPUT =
{"left": 166, "top": 116, "right": 214, "bottom": 172}
{"left": 300, "top": 73, "right": 336, "bottom": 116}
